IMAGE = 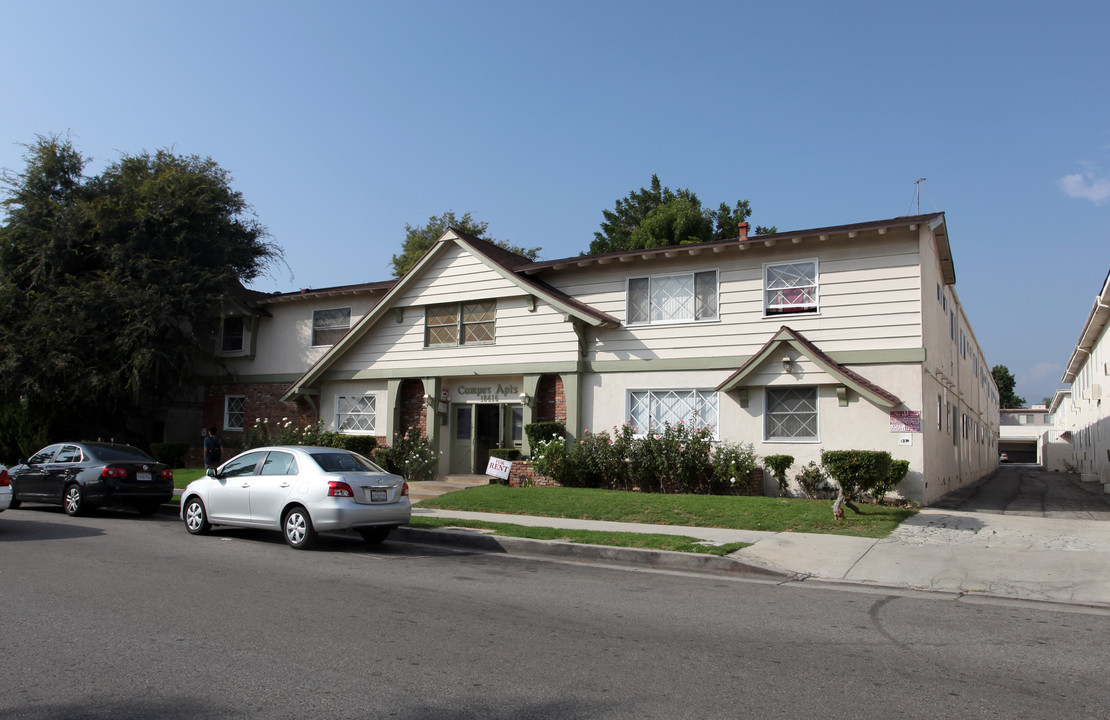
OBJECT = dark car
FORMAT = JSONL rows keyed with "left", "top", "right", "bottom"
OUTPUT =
{"left": 9, "top": 442, "right": 173, "bottom": 516}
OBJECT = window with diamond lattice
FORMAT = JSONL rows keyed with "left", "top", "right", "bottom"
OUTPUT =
{"left": 628, "top": 390, "right": 718, "bottom": 437}
{"left": 627, "top": 271, "right": 717, "bottom": 325}
{"left": 312, "top": 308, "right": 351, "bottom": 347}
{"left": 336, "top": 395, "right": 376, "bottom": 433}
{"left": 425, "top": 301, "right": 495, "bottom": 347}
{"left": 224, "top": 395, "right": 245, "bottom": 431}
{"left": 764, "top": 387, "right": 817, "bottom": 440}
{"left": 764, "top": 260, "right": 818, "bottom": 315}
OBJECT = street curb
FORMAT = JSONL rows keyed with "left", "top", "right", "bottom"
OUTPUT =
{"left": 392, "top": 526, "right": 795, "bottom": 580}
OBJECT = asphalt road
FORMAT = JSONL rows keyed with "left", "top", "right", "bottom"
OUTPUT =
{"left": 2, "top": 506, "right": 1109, "bottom": 719}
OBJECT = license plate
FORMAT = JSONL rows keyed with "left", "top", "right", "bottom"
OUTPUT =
{"left": 370, "top": 488, "right": 387, "bottom": 503}
{"left": 136, "top": 472, "right": 152, "bottom": 482}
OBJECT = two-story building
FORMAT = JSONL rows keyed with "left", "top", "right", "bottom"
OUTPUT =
{"left": 202, "top": 212, "right": 999, "bottom": 505}
{"left": 1060, "top": 268, "right": 1110, "bottom": 490}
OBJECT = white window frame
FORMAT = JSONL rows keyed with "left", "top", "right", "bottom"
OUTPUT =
{"left": 335, "top": 394, "right": 377, "bottom": 434}
{"left": 763, "top": 386, "right": 820, "bottom": 442}
{"left": 626, "top": 270, "right": 719, "bottom": 326}
{"left": 312, "top": 307, "right": 352, "bottom": 347}
{"left": 763, "top": 259, "right": 819, "bottom": 317}
{"left": 224, "top": 395, "right": 245, "bottom": 432}
{"left": 626, "top": 389, "right": 719, "bottom": 438}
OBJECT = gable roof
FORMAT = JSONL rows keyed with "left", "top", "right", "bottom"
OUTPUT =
{"left": 282, "top": 228, "right": 619, "bottom": 400}
{"left": 716, "top": 325, "right": 901, "bottom": 408}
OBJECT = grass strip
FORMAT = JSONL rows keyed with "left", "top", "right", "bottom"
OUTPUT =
{"left": 408, "top": 516, "right": 749, "bottom": 555}
{"left": 417, "top": 485, "right": 915, "bottom": 538}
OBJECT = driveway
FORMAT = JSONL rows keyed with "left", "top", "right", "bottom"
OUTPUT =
{"left": 737, "top": 466, "right": 1110, "bottom": 604}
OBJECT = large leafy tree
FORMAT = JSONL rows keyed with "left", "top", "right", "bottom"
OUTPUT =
{"left": 589, "top": 174, "right": 775, "bottom": 255}
{"left": 0, "top": 135, "right": 279, "bottom": 447}
{"left": 991, "top": 364, "right": 1026, "bottom": 409}
{"left": 391, "top": 210, "right": 540, "bottom": 277}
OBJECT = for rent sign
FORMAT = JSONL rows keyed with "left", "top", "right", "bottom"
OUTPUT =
{"left": 485, "top": 457, "right": 513, "bottom": 480}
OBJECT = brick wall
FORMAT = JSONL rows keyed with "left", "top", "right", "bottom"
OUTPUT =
{"left": 398, "top": 379, "right": 427, "bottom": 438}
{"left": 535, "top": 374, "right": 566, "bottom": 424}
{"left": 189, "top": 382, "right": 318, "bottom": 464}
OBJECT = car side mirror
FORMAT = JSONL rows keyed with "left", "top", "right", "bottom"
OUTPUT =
{"left": 17, "top": 458, "right": 27, "bottom": 466}
{"left": 206, "top": 468, "right": 219, "bottom": 478}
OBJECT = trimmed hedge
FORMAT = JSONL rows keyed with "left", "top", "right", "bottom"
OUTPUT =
{"left": 525, "top": 421, "right": 565, "bottom": 449}
{"left": 150, "top": 442, "right": 191, "bottom": 467}
{"left": 488, "top": 448, "right": 521, "bottom": 461}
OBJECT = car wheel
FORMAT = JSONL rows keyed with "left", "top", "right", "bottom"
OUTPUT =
{"left": 8, "top": 494, "right": 20, "bottom": 509}
{"left": 358, "top": 527, "right": 391, "bottom": 545}
{"left": 282, "top": 506, "right": 316, "bottom": 550}
{"left": 63, "top": 484, "right": 85, "bottom": 516}
{"left": 182, "top": 497, "right": 211, "bottom": 535}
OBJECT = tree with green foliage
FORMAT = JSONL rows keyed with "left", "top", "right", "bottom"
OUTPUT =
{"left": 991, "top": 365, "right": 1026, "bottom": 409}
{"left": 589, "top": 174, "right": 775, "bottom": 255}
{"left": 391, "top": 210, "right": 540, "bottom": 277}
{"left": 0, "top": 134, "right": 279, "bottom": 447}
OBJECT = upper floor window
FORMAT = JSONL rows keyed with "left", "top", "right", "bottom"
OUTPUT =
{"left": 627, "top": 270, "right": 718, "bottom": 325}
{"left": 764, "top": 260, "right": 818, "bottom": 315}
{"left": 220, "top": 317, "right": 244, "bottom": 353}
{"left": 313, "top": 308, "right": 351, "bottom": 347}
{"left": 425, "top": 301, "right": 495, "bottom": 347}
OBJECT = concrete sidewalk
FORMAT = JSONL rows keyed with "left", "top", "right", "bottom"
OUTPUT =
{"left": 410, "top": 500, "right": 1110, "bottom": 608}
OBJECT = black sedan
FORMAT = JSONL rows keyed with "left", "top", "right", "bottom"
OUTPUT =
{"left": 9, "top": 442, "right": 173, "bottom": 516}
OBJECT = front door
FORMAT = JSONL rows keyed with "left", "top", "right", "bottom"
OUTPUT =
{"left": 450, "top": 404, "right": 505, "bottom": 474}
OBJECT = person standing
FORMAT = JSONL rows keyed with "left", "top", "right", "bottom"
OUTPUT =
{"left": 203, "top": 427, "right": 222, "bottom": 470}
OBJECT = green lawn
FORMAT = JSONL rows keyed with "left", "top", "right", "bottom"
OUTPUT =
{"left": 173, "top": 468, "right": 207, "bottom": 489}
{"left": 408, "top": 516, "right": 749, "bottom": 555}
{"left": 416, "top": 485, "right": 915, "bottom": 538}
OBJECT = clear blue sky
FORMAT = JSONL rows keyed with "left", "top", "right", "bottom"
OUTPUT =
{"left": 3, "top": 0, "right": 1107, "bottom": 407}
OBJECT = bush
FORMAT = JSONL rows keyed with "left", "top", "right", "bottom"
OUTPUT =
{"left": 374, "top": 430, "right": 439, "bottom": 482}
{"left": 529, "top": 434, "right": 567, "bottom": 483}
{"left": 149, "top": 442, "right": 191, "bottom": 467}
{"left": 870, "top": 459, "right": 909, "bottom": 503}
{"left": 821, "top": 450, "right": 892, "bottom": 519}
{"left": 330, "top": 434, "right": 378, "bottom": 457}
{"left": 711, "top": 441, "right": 759, "bottom": 494}
{"left": 488, "top": 448, "right": 521, "bottom": 461}
{"left": 525, "top": 421, "right": 565, "bottom": 450}
{"left": 764, "top": 454, "right": 794, "bottom": 496}
{"left": 794, "top": 461, "right": 827, "bottom": 499}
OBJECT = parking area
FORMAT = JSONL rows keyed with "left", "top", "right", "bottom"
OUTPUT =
{"left": 930, "top": 465, "right": 1110, "bottom": 519}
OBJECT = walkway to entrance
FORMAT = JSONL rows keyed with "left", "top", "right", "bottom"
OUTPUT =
{"left": 407, "top": 474, "right": 489, "bottom": 503}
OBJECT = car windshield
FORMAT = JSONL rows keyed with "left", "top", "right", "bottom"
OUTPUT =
{"left": 309, "top": 451, "right": 384, "bottom": 474}
{"left": 88, "top": 445, "right": 154, "bottom": 463}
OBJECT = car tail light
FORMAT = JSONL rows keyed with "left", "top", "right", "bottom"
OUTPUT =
{"left": 0, "top": 469, "right": 8, "bottom": 487}
{"left": 160, "top": 468, "right": 173, "bottom": 480}
{"left": 101, "top": 466, "right": 128, "bottom": 478}
{"left": 401, "top": 482, "right": 409, "bottom": 496}
{"left": 327, "top": 481, "right": 354, "bottom": 497}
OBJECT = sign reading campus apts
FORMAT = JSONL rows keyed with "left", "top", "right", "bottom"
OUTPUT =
{"left": 450, "top": 377, "right": 522, "bottom": 404}
{"left": 485, "top": 457, "right": 513, "bottom": 480}
{"left": 889, "top": 410, "right": 922, "bottom": 433}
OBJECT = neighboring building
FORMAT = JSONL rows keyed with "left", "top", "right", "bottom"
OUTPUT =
{"left": 999, "top": 405, "right": 1069, "bottom": 469}
{"left": 1048, "top": 389, "right": 1075, "bottom": 472}
{"left": 203, "top": 212, "right": 999, "bottom": 505}
{"left": 1060, "top": 268, "right": 1110, "bottom": 490}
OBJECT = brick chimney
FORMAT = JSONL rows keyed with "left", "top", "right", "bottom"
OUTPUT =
{"left": 738, "top": 221, "right": 749, "bottom": 241}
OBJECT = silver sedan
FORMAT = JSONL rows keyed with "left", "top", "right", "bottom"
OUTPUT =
{"left": 181, "top": 446, "right": 410, "bottom": 549}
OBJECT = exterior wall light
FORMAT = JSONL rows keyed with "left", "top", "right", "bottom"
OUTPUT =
{"left": 518, "top": 392, "right": 533, "bottom": 407}
{"left": 782, "top": 356, "right": 793, "bottom": 373}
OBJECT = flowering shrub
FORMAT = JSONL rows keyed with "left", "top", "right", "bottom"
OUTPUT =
{"left": 794, "top": 461, "right": 827, "bottom": 498}
{"left": 374, "top": 430, "right": 439, "bottom": 482}
{"left": 530, "top": 421, "right": 759, "bottom": 495}
{"left": 243, "top": 417, "right": 333, "bottom": 449}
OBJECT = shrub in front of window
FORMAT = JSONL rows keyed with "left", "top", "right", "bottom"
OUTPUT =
{"left": 821, "top": 450, "right": 892, "bottom": 520}
{"left": 626, "top": 421, "right": 715, "bottom": 493}
{"left": 763, "top": 454, "right": 794, "bottom": 496}
{"left": 710, "top": 441, "right": 759, "bottom": 495}
{"left": 794, "top": 461, "right": 828, "bottom": 499}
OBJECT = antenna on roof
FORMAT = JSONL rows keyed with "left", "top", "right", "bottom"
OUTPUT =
{"left": 913, "top": 178, "right": 926, "bottom": 214}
